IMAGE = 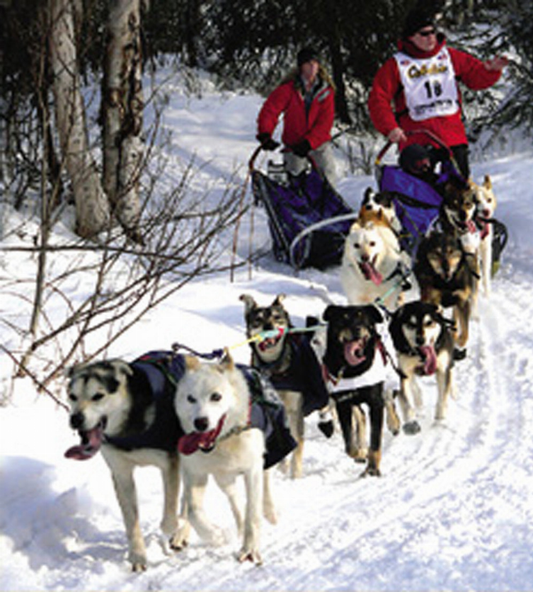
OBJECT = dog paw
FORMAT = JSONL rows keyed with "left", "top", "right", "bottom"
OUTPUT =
{"left": 129, "top": 552, "right": 148, "bottom": 572}
{"left": 318, "top": 420, "right": 334, "bottom": 438}
{"left": 169, "top": 518, "right": 191, "bottom": 551}
{"left": 361, "top": 466, "right": 381, "bottom": 478}
{"left": 403, "top": 421, "right": 421, "bottom": 435}
{"left": 237, "top": 547, "right": 263, "bottom": 565}
{"left": 453, "top": 347, "right": 467, "bottom": 361}
{"left": 169, "top": 535, "right": 188, "bottom": 552}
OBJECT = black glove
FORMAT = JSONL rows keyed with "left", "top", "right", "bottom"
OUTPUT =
{"left": 257, "top": 132, "right": 279, "bottom": 151}
{"left": 292, "top": 139, "right": 312, "bottom": 158}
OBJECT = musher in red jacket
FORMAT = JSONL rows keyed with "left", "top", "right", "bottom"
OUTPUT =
{"left": 368, "top": 9, "right": 508, "bottom": 178}
{"left": 256, "top": 47, "right": 337, "bottom": 185}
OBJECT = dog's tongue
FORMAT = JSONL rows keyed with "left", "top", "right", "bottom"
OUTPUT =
{"left": 64, "top": 426, "right": 104, "bottom": 461}
{"left": 419, "top": 345, "right": 437, "bottom": 375}
{"left": 467, "top": 219, "right": 477, "bottom": 233}
{"left": 344, "top": 341, "right": 366, "bottom": 366}
{"left": 359, "top": 261, "right": 383, "bottom": 285}
{"left": 178, "top": 415, "right": 226, "bottom": 455}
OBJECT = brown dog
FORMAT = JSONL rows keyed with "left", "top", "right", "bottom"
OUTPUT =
{"left": 414, "top": 231, "right": 476, "bottom": 357}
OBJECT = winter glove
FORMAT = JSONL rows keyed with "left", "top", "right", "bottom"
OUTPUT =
{"left": 257, "top": 132, "right": 279, "bottom": 151}
{"left": 292, "top": 139, "right": 312, "bottom": 158}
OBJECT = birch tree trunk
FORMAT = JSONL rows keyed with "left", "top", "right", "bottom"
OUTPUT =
{"left": 48, "top": 0, "right": 110, "bottom": 238}
{"left": 102, "top": 0, "right": 148, "bottom": 244}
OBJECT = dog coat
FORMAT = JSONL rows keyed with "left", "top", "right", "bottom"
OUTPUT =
{"left": 106, "top": 351, "right": 185, "bottom": 452}
{"left": 243, "top": 366, "right": 298, "bottom": 469}
{"left": 255, "top": 334, "right": 330, "bottom": 417}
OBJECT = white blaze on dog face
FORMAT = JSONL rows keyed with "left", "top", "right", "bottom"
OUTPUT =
{"left": 175, "top": 363, "right": 235, "bottom": 434}
{"left": 346, "top": 223, "right": 383, "bottom": 264}
{"left": 402, "top": 313, "right": 441, "bottom": 349}
{"left": 242, "top": 294, "right": 290, "bottom": 363}
{"left": 474, "top": 176, "right": 497, "bottom": 218}
{"left": 67, "top": 362, "right": 131, "bottom": 435}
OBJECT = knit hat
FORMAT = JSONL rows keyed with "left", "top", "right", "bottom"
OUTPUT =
{"left": 402, "top": 9, "right": 436, "bottom": 38}
{"left": 297, "top": 47, "right": 320, "bottom": 67}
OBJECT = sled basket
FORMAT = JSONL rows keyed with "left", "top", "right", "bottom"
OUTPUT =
{"left": 374, "top": 132, "right": 465, "bottom": 257}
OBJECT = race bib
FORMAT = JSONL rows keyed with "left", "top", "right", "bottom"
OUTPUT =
{"left": 395, "top": 47, "right": 459, "bottom": 121}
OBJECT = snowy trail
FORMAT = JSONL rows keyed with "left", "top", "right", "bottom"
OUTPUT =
{"left": 2, "top": 251, "right": 533, "bottom": 592}
{"left": 2, "top": 80, "right": 533, "bottom": 589}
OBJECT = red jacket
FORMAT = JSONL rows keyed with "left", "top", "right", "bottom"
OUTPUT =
{"left": 368, "top": 36, "right": 502, "bottom": 149}
{"left": 257, "top": 75, "right": 335, "bottom": 150}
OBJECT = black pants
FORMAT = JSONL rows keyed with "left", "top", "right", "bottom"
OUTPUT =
{"left": 429, "top": 144, "right": 470, "bottom": 179}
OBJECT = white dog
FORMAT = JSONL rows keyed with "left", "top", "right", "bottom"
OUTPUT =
{"left": 473, "top": 175, "right": 498, "bottom": 297}
{"left": 340, "top": 215, "right": 410, "bottom": 311}
{"left": 172, "top": 352, "right": 290, "bottom": 565}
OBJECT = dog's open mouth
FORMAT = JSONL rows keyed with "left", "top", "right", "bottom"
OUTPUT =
{"left": 343, "top": 338, "right": 367, "bottom": 366}
{"left": 65, "top": 418, "right": 106, "bottom": 460}
{"left": 257, "top": 329, "right": 284, "bottom": 352}
{"left": 178, "top": 415, "right": 226, "bottom": 455}
{"left": 359, "top": 257, "right": 383, "bottom": 285}
{"left": 456, "top": 218, "right": 477, "bottom": 234}
{"left": 418, "top": 345, "right": 437, "bottom": 375}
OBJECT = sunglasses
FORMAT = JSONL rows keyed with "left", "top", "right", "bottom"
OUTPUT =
{"left": 417, "top": 28, "right": 436, "bottom": 37}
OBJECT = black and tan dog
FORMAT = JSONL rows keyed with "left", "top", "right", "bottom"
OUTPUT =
{"left": 414, "top": 230, "right": 476, "bottom": 358}
{"left": 321, "top": 304, "right": 395, "bottom": 477}
{"left": 240, "top": 294, "right": 331, "bottom": 479}
{"left": 389, "top": 301, "right": 456, "bottom": 434}
{"left": 439, "top": 176, "right": 478, "bottom": 237}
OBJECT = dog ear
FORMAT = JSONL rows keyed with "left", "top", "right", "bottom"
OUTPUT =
{"left": 184, "top": 355, "right": 201, "bottom": 371}
{"left": 219, "top": 348, "right": 235, "bottom": 371}
{"left": 240, "top": 294, "right": 257, "bottom": 315}
{"left": 323, "top": 305, "right": 338, "bottom": 322}
{"left": 272, "top": 294, "right": 286, "bottom": 306}
{"left": 362, "top": 186, "right": 374, "bottom": 206}
{"left": 365, "top": 305, "right": 383, "bottom": 325}
{"left": 388, "top": 308, "right": 401, "bottom": 339}
{"left": 483, "top": 174, "right": 492, "bottom": 190}
{"left": 108, "top": 359, "right": 133, "bottom": 378}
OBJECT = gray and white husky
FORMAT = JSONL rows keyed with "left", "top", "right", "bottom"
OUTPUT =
{"left": 64, "top": 353, "right": 183, "bottom": 571}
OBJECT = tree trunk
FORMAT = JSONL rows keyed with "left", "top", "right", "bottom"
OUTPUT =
{"left": 48, "top": 0, "right": 110, "bottom": 238}
{"left": 102, "top": 0, "right": 148, "bottom": 244}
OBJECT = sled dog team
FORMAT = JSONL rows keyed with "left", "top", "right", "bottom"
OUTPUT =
{"left": 64, "top": 176, "right": 498, "bottom": 570}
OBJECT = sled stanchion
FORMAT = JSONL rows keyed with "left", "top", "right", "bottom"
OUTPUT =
{"left": 231, "top": 148, "right": 261, "bottom": 282}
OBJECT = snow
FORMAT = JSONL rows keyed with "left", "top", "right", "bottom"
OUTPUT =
{"left": 2, "top": 73, "right": 533, "bottom": 591}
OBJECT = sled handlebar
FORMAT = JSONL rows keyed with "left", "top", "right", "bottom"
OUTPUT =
{"left": 374, "top": 129, "right": 454, "bottom": 167}
{"left": 248, "top": 144, "right": 320, "bottom": 174}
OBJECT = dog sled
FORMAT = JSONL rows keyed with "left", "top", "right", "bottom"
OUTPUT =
{"left": 374, "top": 132, "right": 458, "bottom": 257}
{"left": 375, "top": 132, "right": 508, "bottom": 268}
{"left": 249, "top": 147, "right": 358, "bottom": 270}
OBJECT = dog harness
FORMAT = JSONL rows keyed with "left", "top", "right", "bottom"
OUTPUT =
{"left": 253, "top": 333, "right": 330, "bottom": 417}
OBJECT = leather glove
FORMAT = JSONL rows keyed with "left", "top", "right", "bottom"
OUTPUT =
{"left": 292, "top": 139, "right": 311, "bottom": 158}
{"left": 257, "top": 132, "right": 279, "bottom": 151}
